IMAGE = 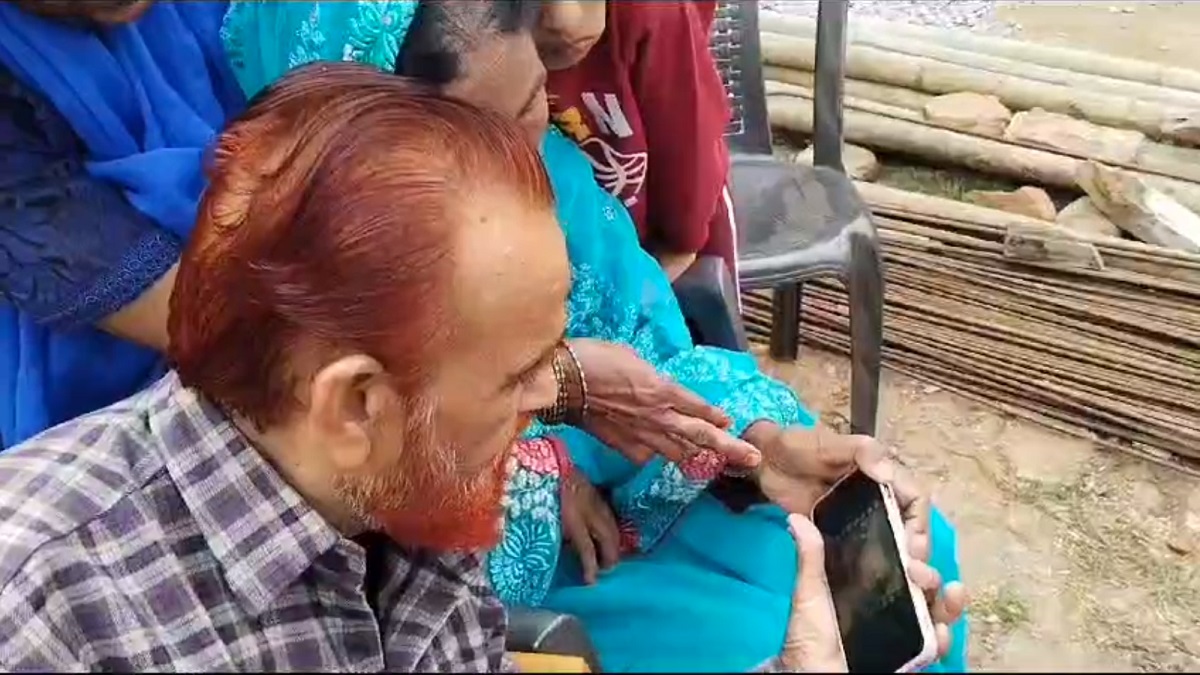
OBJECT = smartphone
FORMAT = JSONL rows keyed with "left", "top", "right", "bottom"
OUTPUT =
{"left": 811, "top": 470, "right": 938, "bottom": 673}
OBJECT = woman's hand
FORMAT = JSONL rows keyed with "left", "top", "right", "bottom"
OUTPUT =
{"left": 566, "top": 338, "right": 761, "bottom": 468}
{"left": 561, "top": 472, "right": 620, "bottom": 584}
{"left": 780, "top": 514, "right": 847, "bottom": 672}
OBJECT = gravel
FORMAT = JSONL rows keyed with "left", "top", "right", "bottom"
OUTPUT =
{"left": 762, "top": 0, "right": 1019, "bottom": 34}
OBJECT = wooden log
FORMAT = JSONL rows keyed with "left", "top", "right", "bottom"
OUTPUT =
{"left": 856, "top": 181, "right": 1200, "bottom": 267}
{"left": 764, "top": 80, "right": 925, "bottom": 122}
{"left": 758, "top": 13, "right": 1200, "bottom": 109}
{"left": 766, "top": 93, "right": 1200, "bottom": 215}
{"left": 767, "top": 65, "right": 1200, "bottom": 184}
{"left": 759, "top": 10, "right": 1200, "bottom": 95}
{"left": 762, "top": 65, "right": 933, "bottom": 112}
{"left": 760, "top": 32, "right": 1198, "bottom": 146}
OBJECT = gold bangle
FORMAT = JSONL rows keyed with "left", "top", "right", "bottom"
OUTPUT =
{"left": 560, "top": 341, "right": 588, "bottom": 426}
{"left": 535, "top": 346, "right": 570, "bottom": 426}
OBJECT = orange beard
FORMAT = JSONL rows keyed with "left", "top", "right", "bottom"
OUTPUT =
{"left": 348, "top": 402, "right": 527, "bottom": 553}
{"left": 371, "top": 447, "right": 510, "bottom": 552}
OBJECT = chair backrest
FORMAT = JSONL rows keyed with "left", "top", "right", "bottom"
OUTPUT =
{"left": 710, "top": 1, "right": 772, "bottom": 156}
{"left": 709, "top": 0, "right": 850, "bottom": 172}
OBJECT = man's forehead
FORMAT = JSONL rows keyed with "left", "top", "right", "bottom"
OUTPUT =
{"left": 450, "top": 198, "right": 567, "bottom": 326}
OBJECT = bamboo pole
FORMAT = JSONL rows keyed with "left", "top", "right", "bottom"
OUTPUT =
{"left": 761, "top": 32, "right": 1197, "bottom": 146}
{"left": 766, "top": 92, "right": 1200, "bottom": 215}
{"left": 759, "top": 10, "right": 1200, "bottom": 94}
{"left": 758, "top": 13, "right": 1200, "bottom": 109}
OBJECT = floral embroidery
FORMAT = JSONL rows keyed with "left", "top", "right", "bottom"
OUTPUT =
{"left": 679, "top": 450, "right": 726, "bottom": 481}
{"left": 344, "top": 1, "right": 416, "bottom": 69}
{"left": 488, "top": 515, "right": 559, "bottom": 606}
{"left": 487, "top": 462, "right": 563, "bottom": 607}
{"left": 515, "top": 437, "right": 560, "bottom": 476}
{"left": 287, "top": 3, "right": 327, "bottom": 69}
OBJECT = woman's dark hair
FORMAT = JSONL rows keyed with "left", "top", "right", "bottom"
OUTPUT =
{"left": 396, "top": 0, "right": 541, "bottom": 85}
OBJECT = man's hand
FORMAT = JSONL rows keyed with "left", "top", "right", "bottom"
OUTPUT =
{"left": 780, "top": 515, "right": 847, "bottom": 672}
{"left": 746, "top": 422, "right": 969, "bottom": 640}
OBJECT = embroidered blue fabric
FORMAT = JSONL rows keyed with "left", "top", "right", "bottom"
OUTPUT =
{"left": 0, "top": 2, "right": 244, "bottom": 447}
{"left": 0, "top": 68, "right": 182, "bottom": 330}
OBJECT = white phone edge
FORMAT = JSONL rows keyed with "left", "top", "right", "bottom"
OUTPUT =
{"left": 877, "top": 480, "right": 939, "bottom": 673}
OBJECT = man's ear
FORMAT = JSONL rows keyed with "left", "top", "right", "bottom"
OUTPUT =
{"left": 308, "top": 354, "right": 394, "bottom": 472}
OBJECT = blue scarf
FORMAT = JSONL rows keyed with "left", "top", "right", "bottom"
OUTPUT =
{"left": 0, "top": 2, "right": 245, "bottom": 446}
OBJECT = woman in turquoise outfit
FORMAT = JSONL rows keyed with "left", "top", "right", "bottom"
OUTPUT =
{"left": 222, "top": 2, "right": 968, "bottom": 672}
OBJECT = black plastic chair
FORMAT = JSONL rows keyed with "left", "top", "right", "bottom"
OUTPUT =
{"left": 698, "top": 0, "right": 884, "bottom": 438}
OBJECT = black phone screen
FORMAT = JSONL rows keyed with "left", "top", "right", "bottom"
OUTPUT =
{"left": 812, "top": 471, "right": 927, "bottom": 673}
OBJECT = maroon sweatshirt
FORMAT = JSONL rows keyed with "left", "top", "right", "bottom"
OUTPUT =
{"left": 547, "top": 1, "right": 737, "bottom": 275}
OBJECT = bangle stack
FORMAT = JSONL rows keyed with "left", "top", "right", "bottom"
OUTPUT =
{"left": 535, "top": 341, "right": 589, "bottom": 427}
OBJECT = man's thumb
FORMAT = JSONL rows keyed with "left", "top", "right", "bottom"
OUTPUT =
{"left": 788, "top": 514, "right": 829, "bottom": 596}
{"left": 783, "top": 514, "right": 847, "bottom": 671}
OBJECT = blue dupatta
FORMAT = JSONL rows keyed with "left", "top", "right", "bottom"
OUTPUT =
{"left": 0, "top": 2, "right": 244, "bottom": 446}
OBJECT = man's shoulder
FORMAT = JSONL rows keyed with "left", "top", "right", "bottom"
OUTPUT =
{"left": 0, "top": 397, "right": 166, "bottom": 591}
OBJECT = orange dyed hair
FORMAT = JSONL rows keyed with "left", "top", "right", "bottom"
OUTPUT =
{"left": 169, "top": 63, "right": 554, "bottom": 426}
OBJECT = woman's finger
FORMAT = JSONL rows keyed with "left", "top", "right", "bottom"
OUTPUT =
{"left": 668, "top": 414, "right": 762, "bottom": 468}
{"left": 656, "top": 380, "right": 732, "bottom": 429}
{"left": 639, "top": 429, "right": 690, "bottom": 464}
{"left": 588, "top": 499, "right": 622, "bottom": 571}
{"left": 571, "top": 526, "right": 600, "bottom": 585}
{"left": 782, "top": 515, "right": 848, "bottom": 672}
{"left": 562, "top": 497, "right": 600, "bottom": 584}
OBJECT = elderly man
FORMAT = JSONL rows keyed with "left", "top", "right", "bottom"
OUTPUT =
{"left": 0, "top": 67, "right": 566, "bottom": 671}
{"left": 0, "top": 65, "right": 857, "bottom": 672}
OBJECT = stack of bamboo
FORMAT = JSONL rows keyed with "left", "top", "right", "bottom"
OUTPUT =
{"left": 743, "top": 184, "right": 1200, "bottom": 473}
{"left": 747, "top": 13, "right": 1200, "bottom": 473}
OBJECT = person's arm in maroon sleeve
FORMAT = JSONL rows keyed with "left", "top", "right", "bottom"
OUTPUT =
{"left": 626, "top": 2, "right": 730, "bottom": 280}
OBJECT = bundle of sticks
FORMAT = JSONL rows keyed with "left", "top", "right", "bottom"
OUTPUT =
{"left": 742, "top": 184, "right": 1200, "bottom": 475}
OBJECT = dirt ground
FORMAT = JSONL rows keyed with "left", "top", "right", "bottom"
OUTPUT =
{"left": 993, "top": 1, "right": 1200, "bottom": 66}
{"left": 758, "top": 4, "right": 1200, "bottom": 671}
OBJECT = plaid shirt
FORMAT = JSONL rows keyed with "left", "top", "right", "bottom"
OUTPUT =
{"left": 0, "top": 373, "right": 516, "bottom": 672}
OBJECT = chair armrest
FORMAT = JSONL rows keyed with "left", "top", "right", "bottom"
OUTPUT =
{"left": 672, "top": 255, "right": 749, "bottom": 351}
{"left": 507, "top": 607, "right": 601, "bottom": 672}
